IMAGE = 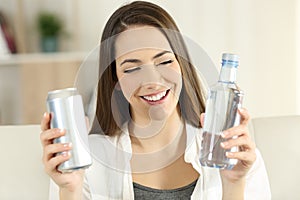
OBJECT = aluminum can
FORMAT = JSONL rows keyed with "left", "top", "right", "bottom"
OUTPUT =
{"left": 47, "top": 88, "right": 92, "bottom": 173}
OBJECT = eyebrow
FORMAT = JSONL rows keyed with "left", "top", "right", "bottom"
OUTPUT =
{"left": 120, "top": 50, "right": 172, "bottom": 66}
{"left": 120, "top": 59, "right": 141, "bottom": 66}
{"left": 152, "top": 50, "right": 172, "bottom": 60}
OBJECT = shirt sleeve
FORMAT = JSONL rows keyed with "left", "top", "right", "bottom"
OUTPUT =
{"left": 244, "top": 148, "right": 272, "bottom": 200}
{"left": 48, "top": 174, "right": 91, "bottom": 200}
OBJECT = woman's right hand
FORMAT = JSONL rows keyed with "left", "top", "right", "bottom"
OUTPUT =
{"left": 40, "top": 112, "right": 84, "bottom": 194}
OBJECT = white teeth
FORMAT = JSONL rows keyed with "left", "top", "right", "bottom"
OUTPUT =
{"left": 143, "top": 90, "right": 167, "bottom": 101}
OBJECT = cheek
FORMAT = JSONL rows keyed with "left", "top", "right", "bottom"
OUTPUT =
{"left": 118, "top": 74, "right": 141, "bottom": 101}
{"left": 116, "top": 68, "right": 136, "bottom": 101}
{"left": 157, "top": 65, "right": 182, "bottom": 94}
{"left": 159, "top": 67, "right": 181, "bottom": 83}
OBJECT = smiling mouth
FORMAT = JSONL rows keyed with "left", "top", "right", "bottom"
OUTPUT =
{"left": 140, "top": 89, "right": 170, "bottom": 102}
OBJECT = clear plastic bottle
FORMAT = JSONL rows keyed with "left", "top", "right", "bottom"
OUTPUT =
{"left": 199, "top": 53, "right": 243, "bottom": 170}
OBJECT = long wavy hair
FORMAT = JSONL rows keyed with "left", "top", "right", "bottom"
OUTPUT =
{"left": 92, "top": 1, "right": 206, "bottom": 136}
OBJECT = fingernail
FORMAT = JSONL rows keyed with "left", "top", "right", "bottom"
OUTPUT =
{"left": 239, "top": 108, "right": 244, "bottom": 113}
{"left": 221, "top": 142, "right": 228, "bottom": 148}
{"left": 63, "top": 143, "right": 72, "bottom": 148}
{"left": 226, "top": 152, "right": 233, "bottom": 157}
{"left": 43, "top": 112, "right": 47, "bottom": 117}
{"left": 62, "top": 151, "right": 69, "bottom": 157}
{"left": 221, "top": 131, "right": 228, "bottom": 138}
{"left": 56, "top": 129, "right": 65, "bottom": 135}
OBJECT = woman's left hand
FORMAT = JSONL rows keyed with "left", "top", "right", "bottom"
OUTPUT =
{"left": 219, "top": 108, "right": 256, "bottom": 183}
{"left": 201, "top": 108, "right": 256, "bottom": 183}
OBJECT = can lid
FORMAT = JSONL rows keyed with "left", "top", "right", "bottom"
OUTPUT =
{"left": 47, "top": 88, "right": 78, "bottom": 100}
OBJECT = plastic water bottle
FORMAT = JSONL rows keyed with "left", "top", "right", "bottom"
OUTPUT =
{"left": 199, "top": 53, "right": 243, "bottom": 170}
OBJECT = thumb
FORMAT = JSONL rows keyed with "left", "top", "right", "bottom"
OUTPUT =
{"left": 41, "top": 112, "right": 51, "bottom": 131}
{"left": 200, "top": 113, "right": 205, "bottom": 127}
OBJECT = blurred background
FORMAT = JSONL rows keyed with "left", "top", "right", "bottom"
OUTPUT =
{"left": 0, "top": 0, "right": 299, "bottom": 125}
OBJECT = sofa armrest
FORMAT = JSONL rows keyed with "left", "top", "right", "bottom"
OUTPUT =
{"left": 0, "top": 125, "right": 49, "bottom": 200}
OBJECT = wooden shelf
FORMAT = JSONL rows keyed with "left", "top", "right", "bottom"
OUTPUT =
{"left": 0, "top": 52, "right": 89, "bottom": 124}
{"left": 0, "top": 52, "right": 88, "bottom": 66}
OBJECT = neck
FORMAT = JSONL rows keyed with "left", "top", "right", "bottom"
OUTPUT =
{"left": 129, "top": 108, "right": 187, "bottom": 173}
{"left": 219, "top": 66, "right": 237, "bottom": 83}
{"left": 129, "top": 107, "right": 184, "bottom": 153}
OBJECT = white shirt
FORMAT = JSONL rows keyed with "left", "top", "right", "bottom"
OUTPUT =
{"left": 49, "top": 123, "right": 271, "bottom": 200}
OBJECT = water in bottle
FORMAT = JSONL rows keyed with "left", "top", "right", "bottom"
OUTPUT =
{"left": 199, "top": 53, "right": 243, "bottom": 170}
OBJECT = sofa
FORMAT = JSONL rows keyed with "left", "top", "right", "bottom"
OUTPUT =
{"left": 251, "top": 115, "right": 300, "bottom": 200}
{"left": 0, "top": 125, "right": 49, "bottom": 200}
{"left": 0, "top": 115, "right": 299, "bottom": 200}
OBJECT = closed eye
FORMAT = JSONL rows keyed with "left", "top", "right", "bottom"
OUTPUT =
{"left": 124, "top": 67, "right": 141, "bottom": 73}
{"left": 158, "top": 60, "right": 174, "bottom": 66}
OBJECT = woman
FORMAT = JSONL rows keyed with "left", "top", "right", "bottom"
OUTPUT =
{"left": 40, "top": 1, "right": 271, "bottom": 199}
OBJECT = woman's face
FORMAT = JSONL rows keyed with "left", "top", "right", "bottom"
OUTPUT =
{"left": 114, "top": 26, "right": 182, "bottom": 124}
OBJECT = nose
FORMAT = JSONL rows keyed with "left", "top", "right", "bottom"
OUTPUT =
{"left": 141, "top": 65, "right": 163, "bottom": 89}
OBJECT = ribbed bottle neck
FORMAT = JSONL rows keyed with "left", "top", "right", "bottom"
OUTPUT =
{"left": 218, "top": 66, "right": 237, "bottom": 83}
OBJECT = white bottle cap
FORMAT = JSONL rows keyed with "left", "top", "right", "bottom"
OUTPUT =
{"left": 222, "top": 53, "right": 239, "bottom": 62}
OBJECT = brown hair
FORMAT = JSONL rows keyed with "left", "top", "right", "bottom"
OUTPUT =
{"left": 92, "top": 1, "right": 206, "bottom": 136}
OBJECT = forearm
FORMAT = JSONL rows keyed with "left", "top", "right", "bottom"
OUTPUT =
{"left": 59, "top": 185, "right": 83, "bottom": 200}
{"left": 222, "top": 178, "right": 245, "bottom": 200}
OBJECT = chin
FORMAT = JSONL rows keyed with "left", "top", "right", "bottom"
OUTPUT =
{"left": 148, "top": 106, "right": 169, "bottom": 121}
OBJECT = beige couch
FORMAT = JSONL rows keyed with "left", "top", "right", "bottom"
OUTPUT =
{"left": 0, "top": 125, "right": 49, "bottom": 200}
{"left": 0, "top": 116, "right": 299, "bottom": 200}
{"left": 251, "top": 115, "right": 300, "bottom": 200}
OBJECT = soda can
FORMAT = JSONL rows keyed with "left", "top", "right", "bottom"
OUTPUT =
{"left": 46, "top": 88, "right": 92, "bottom": 173}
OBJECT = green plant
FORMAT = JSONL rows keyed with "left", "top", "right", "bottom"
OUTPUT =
{"left": 37, "top": 12, "right": 62, "bottom": 37}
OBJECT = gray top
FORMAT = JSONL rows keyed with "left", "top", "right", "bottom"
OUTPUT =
{"left": 133, "top": 179, "right": 198, "bottom": 200}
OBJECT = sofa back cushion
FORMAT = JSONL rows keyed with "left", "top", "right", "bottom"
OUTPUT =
{"left": 252, "top": 115, "right": 300, "bottom": 200}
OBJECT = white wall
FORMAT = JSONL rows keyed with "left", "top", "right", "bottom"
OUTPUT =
{"left": 297, "top": 0, "right": 300, "bottom": 114}
{"left": 227, "top": 0, "right": 298, "bottom": 118}
{"left": 0, "top": 0, "right": 299, "bottom": 119}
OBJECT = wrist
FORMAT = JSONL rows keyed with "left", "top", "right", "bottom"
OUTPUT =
{"left": 222, "top": 178, "right": 245, "bottom": 200}
{"left": 222, "top": 176, "right": 246, "bottom": 185}
{"left": 59, "top": 184, "right": 83, "bottom": 200}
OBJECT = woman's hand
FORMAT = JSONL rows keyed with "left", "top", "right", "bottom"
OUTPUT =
{"left": 200, "top": 108, "right": 256, "bottom": 199}
{"left": 219, "top": 108, "right": 256, "bottom": 183}
{"left": 40, "top": 112, "right": 84, "bottom": 196}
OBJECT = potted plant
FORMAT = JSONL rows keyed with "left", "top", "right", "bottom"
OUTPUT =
{"left": 37, "top": 12, "right": 62, "bottom": 52}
